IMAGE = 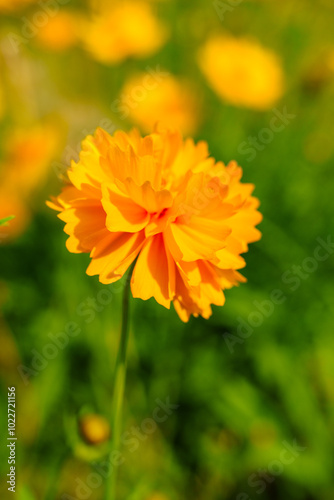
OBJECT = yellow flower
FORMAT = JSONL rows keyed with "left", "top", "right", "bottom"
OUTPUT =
{"left": 0, "top": 123, "right": 60, "bottom": 242}
{"left": 83, "top": 1, "right": 168, "bottom": 64}
{"left": 35, "top": 10, "right": 80, "bottom": 52}
{"left": 120, "top": 73, "right": 200, "bottom": 135}
{"left": 3, "top": 124, "right": 60, "bottom": 195}
{"left": 0, "top": 195, "right": 30, "bottom": 242}
{"left": 48, "top": 125, "right": 262, "bottom": 322}
{"left": 198, "top": 35, "right": 284, "bottom": 110}
{"left": 79, "top": 414, "right": 110, "bottom": 445}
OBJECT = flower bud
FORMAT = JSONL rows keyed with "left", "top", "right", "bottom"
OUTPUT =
{"left": 79, "top": 414, "right": 110, "bottom": 445}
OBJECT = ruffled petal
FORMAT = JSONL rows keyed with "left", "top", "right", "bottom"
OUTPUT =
{"left": 87, "top": 231, "right": 145, "bottom": 284}
{"left": 101, "top": 184, "right": 150, "bottom": 233}
{"left": 164, "top": 217, "right": 231, "bottom": 262}
{"left": 56, "top": 193, "right": 106, "bottom": 253}
{"left": 131, "top": 234, "right": 175, "bottom": 308}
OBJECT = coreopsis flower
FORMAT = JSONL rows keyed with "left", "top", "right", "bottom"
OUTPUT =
{"left": 35, "top": 11, "right": 81, "bottom": 52}
{"left": 119, "top": 73, "right": 200, "bottom": 135}
{"left": 48, "top": 125, "right": 262, "bottom": 321}
{"left": 198, "top": 35, "right": 284, "bottom": 110}
{"left": 0, "top": 123, "right": 60, "bottom": 242}
{"left": 83, "top": 1, "right": 168, "bottom": 64}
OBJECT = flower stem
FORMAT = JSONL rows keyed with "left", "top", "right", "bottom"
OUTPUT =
{"left": 105, "top": 270, "right": 133, "bottom": 500}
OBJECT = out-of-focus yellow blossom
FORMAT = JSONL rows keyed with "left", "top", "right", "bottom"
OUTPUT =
{"left": 3, "top": 124, "right": 60, "bottom": 195}
{"left": 83, "top": 1, "right": 168, "bottom": 64}
{"left": 0, "top": 195, "right": 30, "bottom": 242}
{"left": 0, "top": 0, "right": 37, "bottom": 11}
{"left": 198, "top": 35, "right": 284, "bottom": 110}
{"left": 120, "top": 73, "right": 199, "bottom": 135}
{"left": 35, "top": 11, "right": 81, "bottom": 52}
{"left": 79, "top": 414, "right": 110, "bottom": 445}
{"left": 0, "top": 124, "right": 60, "bottom": 242}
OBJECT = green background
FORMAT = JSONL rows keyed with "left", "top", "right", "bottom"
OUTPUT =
{"left": 0, "top": 0, "right": 334, "bottom": 499}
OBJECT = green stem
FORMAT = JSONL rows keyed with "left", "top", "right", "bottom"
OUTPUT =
{"left": 105, "top": 268, "right": 133, "bottom": 500}
{"left": 44, "top": 448, "right": 69, "bottom": 500}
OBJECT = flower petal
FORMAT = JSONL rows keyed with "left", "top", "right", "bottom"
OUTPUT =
{"left": 165, "top": 217, "right": 231, "bottom": 262}
{"left": 122, "top": 178, "right": 173, "bottom": 214}
{"left": 131, "top": 234, "right": 175, "bottom": 308}
{"left": 101, "top": 184, "right": 149, "bottom": 233}
{"left": 57, "top": 203, "right": 107, "bottom": 253}
{"left": 87, "top": 231, "right": 145, "bottom": 284}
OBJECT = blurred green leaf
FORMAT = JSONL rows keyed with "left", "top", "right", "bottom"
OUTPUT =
{"left": 0, "top": 215, "right": 15, "bottom": 227}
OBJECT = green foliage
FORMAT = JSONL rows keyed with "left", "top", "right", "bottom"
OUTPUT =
{"left": 0, "top": 1, "right": 333, "bottom": 499}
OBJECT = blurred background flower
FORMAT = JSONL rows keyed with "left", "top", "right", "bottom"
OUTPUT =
{"left": 119, "top": 73, "right": 200, "bottom": 135}
{"left": 79, "top": 413, "right": 110, "bottom": 446}
{"left": 34, "top": 10, "right": 82, "bottom": 52}
{"left": 2, "top": 124, "right": 60, "bottom": 193}
{"left": 198, "top": 34, "right": 285, "bottom": 110}
{"left": 83, "top": 1, "right": 168, "bottom": 65}
{"left": 0, "top": 123, "right": 61, "bottom": 241}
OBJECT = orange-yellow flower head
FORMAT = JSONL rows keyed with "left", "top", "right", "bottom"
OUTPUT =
{"left": 35, "top": 10, "right": 81, "bottom": 52}
{"left": 120, "top": 73, "right": 200, "bottom": 136}
{"left": 198, "top": 35, "right": 284, "bottom": 110}
{"left": 83, "top": 1, "right": 168, "bottom": 64}
{"left": 48, "top": 125, "right": 262, "bottom": 322}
